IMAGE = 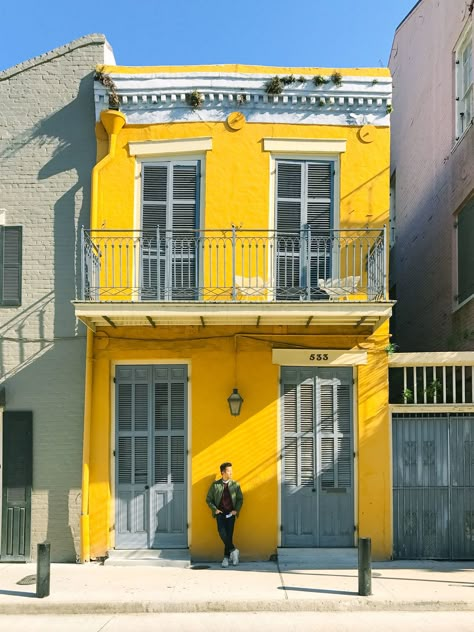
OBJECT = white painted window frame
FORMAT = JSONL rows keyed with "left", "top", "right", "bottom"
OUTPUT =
{"left": 133, "top": 148, "right": 208, "bottom": 300}
{"left": 455, "top": 23, "right": 473, "bottom": 140}
{"left": 267, "top": 148, "right": 342, "bottom": 295}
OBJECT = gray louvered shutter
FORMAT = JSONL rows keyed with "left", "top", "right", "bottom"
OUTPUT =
{"left": 170, "top": 164, "right": 198, "bottom": 299}
{"left": 300, "top": 381, "right": 315, "bottom": 486}
{"left": 307, "top": 163, "right": 333, "bottom": 287}
{"left": 115, "top": 367, "right": 151, "bottom": 548}
{"left": 142, "top": 164, "right": 167, "bottom": 299}
{"left": 276, "top": 162, "right": 303, "bottom": 298}
{"left": 141, "top": 162, "right": 198, "bottom": 300}
{"left": 283, "top": 383, "right": 298, "bottom": 485}
{"left": 0, "top": 226, "right": 22, "bottom": 306}
{"left": 152, "top": 365, "right": 187, "bottom": 546}
{"left": 319, "top": 378, "right": 352, "bottom": 489}
{"left": 282, "top": 379, "right": 315, "bottom": 487}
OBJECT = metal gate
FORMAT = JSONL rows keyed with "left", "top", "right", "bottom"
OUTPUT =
{"left": 392, "top": 413, "right": 474, "bottom": 559}
{"left": 281, "top": 367, "right": 354, "bottom": 547}
{"left": 115, "top": 364, "right": 188, "bottom": 549}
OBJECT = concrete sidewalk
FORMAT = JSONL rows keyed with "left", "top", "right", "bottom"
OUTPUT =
{"left": 0, "top": 560, "right": 474, "bottom": 614}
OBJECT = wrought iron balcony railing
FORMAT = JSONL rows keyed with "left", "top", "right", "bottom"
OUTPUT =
{"left": 80, "top": 227, "right": 386, "bottom": 303}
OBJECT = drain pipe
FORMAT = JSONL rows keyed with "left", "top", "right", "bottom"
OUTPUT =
{"left": 80, "top": 109, "right": 126, "bottom": 563}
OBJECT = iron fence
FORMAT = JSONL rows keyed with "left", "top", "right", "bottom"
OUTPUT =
{"left": 80, "top": 227, "right": 386, "bottom": 303}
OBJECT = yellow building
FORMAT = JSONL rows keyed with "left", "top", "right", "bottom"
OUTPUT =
{"left": 74, "top": 64, "right": 393, "bottom": 563}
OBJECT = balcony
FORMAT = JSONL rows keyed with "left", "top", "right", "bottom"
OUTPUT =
{"left": 74, "top": 227, "right": 393, "bottom": 330}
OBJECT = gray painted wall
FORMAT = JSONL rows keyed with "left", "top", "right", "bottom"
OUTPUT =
{"left": 0, "top": 35, "right": 111, "bottom": 561}
{"left": 389, "top": 0, "right": 474, "bottom": 351}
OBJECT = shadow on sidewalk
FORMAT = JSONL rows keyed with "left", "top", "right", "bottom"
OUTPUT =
{"left": 0, "top": 590, "right": 36, "bottom": 598}
{"left": 279, "top": 586, "right": 356, "bottom": 596}
{"left": 281, "top": 570, "right": 474, "bottom": 587}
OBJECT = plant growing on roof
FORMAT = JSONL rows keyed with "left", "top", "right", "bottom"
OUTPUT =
{"left": 330, "top": 72, "right": 343, "bottom": 87}
{"left": 264, "top": 76, "right": 284, "bottom": 95}
{"left": 281, "top": 74, "right": 296, "bottom": 86}
{"left": 95, "top": 70, "right": 120, "bottom": 109}
{"left": 313, "top": 75, "right": 329, "bottom": 87}
{"left": 402, "top": 388, "right": 414, "bottom": 404}
{"left": 297, "top": 75, "right": 307, "bottom": 84}
{"left": 386, "top": 104, "right": 393, "bottom": 114}
{"left": 187, "top": 90, "right": 204, "bottom": 108}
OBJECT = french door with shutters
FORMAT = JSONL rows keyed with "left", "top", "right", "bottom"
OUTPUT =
{"left": 275, "top": 160, "right": 334, "bottom": 300}
{"left": 141, "top": 160, "right": 200, "bottom": 301}
{"left": 281, "top": 367, "right": 354, "bottom": 547}
{"left": 115, "top": 365, "right": 188, "bottom": 549}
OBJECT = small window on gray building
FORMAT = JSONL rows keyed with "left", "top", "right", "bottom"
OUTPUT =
{"left": 457, "top": 198, "right": 474, "bottom": 304}
{"left": 0, "top": 226, "right": 22, "bottom": 306}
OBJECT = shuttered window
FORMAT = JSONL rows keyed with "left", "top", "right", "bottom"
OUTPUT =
{"left": 0, "top": 226, "right": 22, "bottom": 306}
{"left": 276, "top": 160, "right": 333, "bottom": 233}
{"left": 457, "top": 197, "right": 474, "bottom": 304}
{"left": 276, "top": 161, "right": 333, "bottom": 297}
{"left": 141, "top": 161, "right": 199, "bottom": 300}
{"left": 282, "top": 369, "right": 352, "bottom": 490}
{"left": 455, "top": 26, "right": 473, "bottom": 138}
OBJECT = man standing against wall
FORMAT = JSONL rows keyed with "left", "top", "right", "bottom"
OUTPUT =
{"left": 206, "top": 462, "right": 243, "bottom": 568}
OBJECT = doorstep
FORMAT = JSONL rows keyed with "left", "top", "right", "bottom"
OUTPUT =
{"left": 277, "top": 547, "right": 358, "bottom": 569}
{"left": 105, "top": 548, "right": 191, "bottom": 567}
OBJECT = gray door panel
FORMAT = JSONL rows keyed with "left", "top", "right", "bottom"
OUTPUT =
{"left": 281, "top": 367, "right": 354, "bottom": 547}
{"left": 1, "top": 411, "right": 32, "bottom": 561}
{"left": 393, "top": 414, "right": 474, "bottom": 560}
{"left": 115, "top": 365, "right": 187, "bottom": 550}
{"left": 450, "top": 418, "right": 474, "bottom": 559}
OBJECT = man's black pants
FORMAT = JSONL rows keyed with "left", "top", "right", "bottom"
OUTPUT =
{"left": 216, "top": 514, "right": 236, "bottom": 557}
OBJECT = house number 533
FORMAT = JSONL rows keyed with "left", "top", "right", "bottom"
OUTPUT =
{"left": 309, "top": 353, "right": 329, "bottom": 361}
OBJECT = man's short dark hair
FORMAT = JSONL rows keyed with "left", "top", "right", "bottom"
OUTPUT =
{"left": 220, "top": 462, "right": 232, "bottom": 473}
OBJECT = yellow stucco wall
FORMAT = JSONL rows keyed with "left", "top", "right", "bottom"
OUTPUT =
{"left": 95, "top": 120, "right": 389, "bottom": 231}
{"left": 88, "top": 326, "right": 390, "bottom": 561}
{"left": 87, "top": 64, "right": 392, "bottom": 560}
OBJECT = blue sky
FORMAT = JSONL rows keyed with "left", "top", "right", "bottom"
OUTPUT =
{"left": 0, "top": 0, "right": 416, "bottom": 71}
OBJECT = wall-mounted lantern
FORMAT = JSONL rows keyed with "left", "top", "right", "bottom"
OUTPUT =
{"left": 227, "top": 388, "right": 243, "bottom": 416}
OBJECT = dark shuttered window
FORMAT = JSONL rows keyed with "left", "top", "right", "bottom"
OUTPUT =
{"left": 276, "top": 160, "right": 334, "bottom": 298}
{"left": 457, "top": 198, "right": 474, "bottom": 304}
{"left": 0, "top": 226, "right": 22, "bottom": 306}
{"left": 141, "top": 161, "right": 199, "bottom": 300}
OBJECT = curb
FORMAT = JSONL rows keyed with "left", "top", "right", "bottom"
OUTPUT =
{"left": 1, "top": 599, "right": 474, "bottom": 615}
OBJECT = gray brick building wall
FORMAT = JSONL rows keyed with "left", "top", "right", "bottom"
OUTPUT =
{"left": 0, "top": 35, "right": 112, "bottom": 561}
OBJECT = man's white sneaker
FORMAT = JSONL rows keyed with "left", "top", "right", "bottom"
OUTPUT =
{"left": 221, "top": 557, "right": 229, "bottom": 568}
{"left": 230, "top": 548, "right": 239, "bottom": 566}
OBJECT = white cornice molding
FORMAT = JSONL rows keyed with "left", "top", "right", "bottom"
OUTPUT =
{"left": 263, "top": 138, "right": 347, "bottom": 154}
{"left": 94, "top": 71, "right": 392, "bottom": 127}
{"left": 128, "top": 137, "right": 213, "bottom": 157}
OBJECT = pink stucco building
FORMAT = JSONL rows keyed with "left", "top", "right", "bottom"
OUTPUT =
{"left": 389, "top": 0, "right": 474, "bottom": 351}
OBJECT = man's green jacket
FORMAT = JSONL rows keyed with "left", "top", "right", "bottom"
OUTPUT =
{"left": 206, "top": 479, "right": 243, "bottom": 518}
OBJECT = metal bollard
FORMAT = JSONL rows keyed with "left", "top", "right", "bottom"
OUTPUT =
{"left": 358, "top": 537, "right": 372, "bottom": 596}
{"left": 36, "top": 542, "right": 51, "bottom": 598}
